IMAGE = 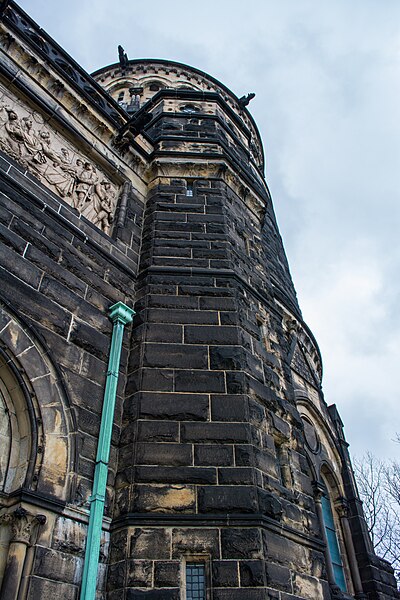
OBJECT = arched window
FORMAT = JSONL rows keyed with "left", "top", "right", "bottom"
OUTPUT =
{"left": 0, "top": 353, "right": 33, "bottom": 494}
{"left": 318, "top": 467, "right": 348, "bottom": 593}
{"left": 321, "top": 489, "right": 347, "bottom": 592}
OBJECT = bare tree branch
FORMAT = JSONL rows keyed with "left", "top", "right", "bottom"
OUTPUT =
{"left": 354, "top": 452, "right": 400, "bottom": 583}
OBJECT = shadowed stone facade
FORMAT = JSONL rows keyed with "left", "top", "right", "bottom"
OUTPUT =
{"left": 0, "top": 2, "right": 398, "bottom": 599}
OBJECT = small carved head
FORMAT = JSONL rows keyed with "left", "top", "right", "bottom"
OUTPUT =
{"left": 22, "top": 117, "right": 33, "bottom": 129}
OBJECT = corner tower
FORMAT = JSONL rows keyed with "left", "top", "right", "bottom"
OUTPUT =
{"left": 90, "top": 60, "right": 397, "bottom": 599}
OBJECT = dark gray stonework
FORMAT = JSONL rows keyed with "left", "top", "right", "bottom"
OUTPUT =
{"left": 0, "top": 2, "right": 398, "bottom": 599}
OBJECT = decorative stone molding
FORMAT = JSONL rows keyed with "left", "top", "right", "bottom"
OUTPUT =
{"left": 0, "top": 507, "right": 46, "bottom": 545}
{"left": 0, "top": 83, "right": 118, "bottom": 234}
{"left": 147, "top": 158, "right": 267, "bottom": 221}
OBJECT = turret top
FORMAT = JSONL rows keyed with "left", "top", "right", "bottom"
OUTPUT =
{"left": 92, "top": 58, "right": 265, "bottom": 171}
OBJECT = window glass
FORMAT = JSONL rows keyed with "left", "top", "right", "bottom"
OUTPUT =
{"left": 186, "top": 182, "right": 194, "bottom": 197}
{"left": 321, "top": 493, "right": 347, "bottom": 592}
{"left": 186, "top": 563, "right": 205, "bottom": 600}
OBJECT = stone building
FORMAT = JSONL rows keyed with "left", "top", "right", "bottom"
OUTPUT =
{"left": 0, "top": 2, "right": 397, "bottom": 599}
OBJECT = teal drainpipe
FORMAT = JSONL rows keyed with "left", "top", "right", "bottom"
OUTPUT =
{"left": 80, "top": 301, "right": 135, "bottom": 600}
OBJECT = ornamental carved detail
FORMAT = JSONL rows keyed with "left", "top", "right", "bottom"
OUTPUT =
{"left": 0, "top": 84, "right": 118, "bottom": 235}
{"left": 0, "top": 506, "right": 46, "bottom": 544}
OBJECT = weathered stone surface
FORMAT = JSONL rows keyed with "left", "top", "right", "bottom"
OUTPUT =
{"left": 221, "top": 529, "right": 263, "bottom": 560}
{"left": 212, "top": 560, "right": 239, "bottom": 587}
{"left": 126, "top": 589, "right": 180, "bottom": 599}
{"left": 239, "top": 560, "right": 266, "bottom": 587}
{"left": 126, "top": 560, "right": 153, "bottom": 587}
{"left": 154, "top": 561, "right": 180, "bottom": 587}
{"left": 130, "top": 528, "right": 171, "bottom": 560}
{"left": 136, "top": 443, "right": 192, "bottom": 466}
{"left": 27, "top": 577, "right": 78, "bottom": 600}
{"left": 139, "top": 392, "right": 209, "bottom": 421}
{"left": 172, "top": 528, "right": 220, "bottom": 557}
{"left": 132, "top": 484, "right": 196, "bottom": 513}
{"left": 198, "top": 485, "right": 258, "bottom": 513}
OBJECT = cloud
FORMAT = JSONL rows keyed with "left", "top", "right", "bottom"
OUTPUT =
{"left": 18, "top": 0, "right": 400, "bottom": 460}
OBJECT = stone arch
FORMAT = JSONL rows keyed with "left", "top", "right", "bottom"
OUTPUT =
{"left": 320, "top": 462, "right": 343, "bottom": 500}
{"left": 0, "top": 302, "right": 76, "bottom": 501}
{"left": 0, "top": 348, "right": 39, "bottom": 493}
{"left": 297, "top": 400, "right": 343, "bottom": 478}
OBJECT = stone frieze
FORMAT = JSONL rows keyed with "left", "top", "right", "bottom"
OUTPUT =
{"left": 0, "top": 84, "right": 118, "bottom": 234}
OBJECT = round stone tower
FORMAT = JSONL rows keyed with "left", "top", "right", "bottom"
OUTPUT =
{"left": 90, "top": 59, "right": 396, "bottom": 599}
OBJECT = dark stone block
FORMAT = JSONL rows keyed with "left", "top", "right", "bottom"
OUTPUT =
{"left": 175, "top": 370, "right": 225, "bottom": 393}
{"left": 194, "top": 444, "right": 234, "bottom": 466}
{"left": 141, "top": 368, "right": 174, "bottom": 392}
{"left": 126, "top": 560, "right": 153, "bottom": 587}
{"left": 34, "top": 547, "right": 79, "bottom": 584}
{"left": 145, "top": 323, "right": 183, "bottom": 343}
{"left": 198, "top": 485, "right": 258, "bottom": 513}
{"left": 69, "top": 318, "right": 110, "bottom": 361}
{"left": 25, "top": 245, "right": 86, "bottom": 296}
{"left": 0, "top": 268, "right": 70, "bottom": 335}
{"left": 239, "top": 560, "right": 266, "bottom": 587}
{"left": 142, "top": 342, "right": 208, "bottom": 369}
{"left": 61, "top": 368, "right": 103, "bottom": 414}
{"left": 221, "top": 528, "right": 263, "bottom": 559}
{"left": 218, "top": 467, "right": 255, "bottom": 485}
{"left": 199, "top": 296, "right": 236, "bottom": 311}
{"left": 148, "top": 308, "right": 218, "bottom": 325}
{"left": 211, "top": 395, "right": 248, "bottom": 422}
{"left": 265, "top": 562, "right": 292, "bottom": 592}
{"left": 137, "top": 421, "right": 179, "bottom": 442}
{"left": 107, "top": 561, "right": 126, "bottom": 590}
{"left": 171, "top": 528, "right": 219, "bottom": 557}
{"left": 127, "top": 590, "right": 180, "bottom": 600}
{"left": 258, "top": 490, "right": 283, "bottom": 521}
{"left": 226, "top": 372, "right": 246, "bottom": 394}
{"left": 0, "top": 221, "right": 26, "bottom": 252}
{"left": 184, "top": 325, "right": 238, "bottom": 345}
{"left": 76, "top": 406, "right": 100, "bottom": 437}
{"left": 212, "top": 560, "right": 239, "bottom": 587}
{"left": 134, "top": 466, "right": 217, "bottom": 484}
{"left": 136, "top": 443, "right": 192, "bottom": 466}
{"left": 139, "top": 392, "right": 209, "bottom": 421}
{"left": 209, "top": 345, "right": 243, "bottom": 370}
{"left": 178, "top": 285, "right": 234, "bottom": 297}
{"left": 130, "top": 528, "right": 171, "bottom": 559}
{"left": 25, "top": 577, "right": 78, "bottom": 599}
{"left": 0, "top": 243, "right": 42, "bottom": 288}
{"left": 154, "top": 561, "right": 180, "bottom": 587}
{"left": 147, "top": 294, "right": 199, "bottom": 309}
{"left": 181, "top": 422, "right": 249, "bottom": 443}
{"left": 213, "top": 589, "right": 266, "bottom": 599}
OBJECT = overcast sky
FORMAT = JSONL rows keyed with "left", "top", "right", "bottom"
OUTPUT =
{"left": 17, "top": 0, "right": 400, "bottom": 461}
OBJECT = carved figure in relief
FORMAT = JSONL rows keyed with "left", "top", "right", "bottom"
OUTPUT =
{"left": 39, "top": 133, "right": 76, "bottom": 197}
{"left": 3, "top": 109, "right": 24, "bottom": 157}
{"left": 0, "top": 94, "right": 119, "bottom": 235}
{"left": 20, "top": 117, "right": 46, "bottom": 165}
{"left": 75, "top": 162, "right": 98, "bottom": 210}
{"left": 93, "top": 180, "right": 115, "bottom": 235}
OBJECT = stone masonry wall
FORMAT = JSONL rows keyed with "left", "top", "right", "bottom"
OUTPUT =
{"left": 0, "top": 149, "right": 143, "bottom": 598}
{"left": 109, "top": 175, "right": 329, "bottom": 600}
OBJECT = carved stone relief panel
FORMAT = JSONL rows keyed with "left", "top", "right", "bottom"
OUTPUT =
{"left": 0, "top": 83, "right": 119, "bottom": 235}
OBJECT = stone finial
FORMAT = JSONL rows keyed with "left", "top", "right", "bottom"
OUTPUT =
{"left": 118, "top": 45, "right": 128, "bottom": 69}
